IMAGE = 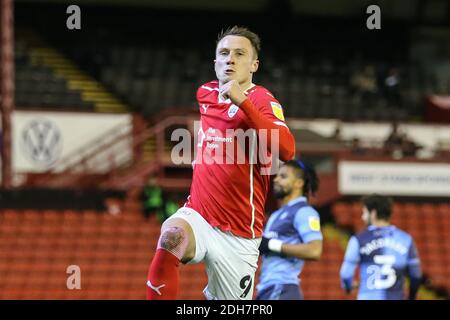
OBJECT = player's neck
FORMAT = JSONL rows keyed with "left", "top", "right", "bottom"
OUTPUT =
{"left": 219, "top": 79, "right": 254, "bottom": 92}
{"left": 281, "top": 192, "right": 303, "bottom": 206}
{"left": 372, "top": 220, "right": 390, "bottom": 227}
{"left": 240, "top": 80, "right": 254, "bottom": 92}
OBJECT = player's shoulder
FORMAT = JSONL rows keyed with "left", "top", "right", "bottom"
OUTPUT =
{"left": 294, "top": 205, "right": 321, "bottom": 232}
{"left": 248, "top": 84, "right": 286, "bottom": 122}
{"left": 354, "top": 228, "right": 372, "bottom": 241}
{"left": 392, "top": 225, "right": 414, "bottom": 241}
{"left": 197, "top": 80, "right": 219, "bottom": 98}
{"left": 198, "top": 80, "right": 219, "bottom": 91}
{"left": 296, "top": 205, "right": 319, "bottom": 217}
{"left": 294, "top": 205, "right": 320, "bottom": 227}
{"left": 248, "top": 84, "right": 277, "bottom": 101}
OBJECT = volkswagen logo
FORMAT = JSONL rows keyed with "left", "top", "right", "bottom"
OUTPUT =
{"left": 21, "top": 119, "right": 62, "bottom": 168}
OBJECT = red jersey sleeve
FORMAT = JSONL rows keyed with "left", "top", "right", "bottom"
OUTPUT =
{"left": 196, "top": 80, "right": 218, "bottom": 106}
{"left": 240, "top": 87, "right": 296, "bottom": 161}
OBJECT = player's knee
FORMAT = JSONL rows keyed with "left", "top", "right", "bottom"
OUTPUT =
{"left": 159, "top": 227, "right": 186, "bottom": 252}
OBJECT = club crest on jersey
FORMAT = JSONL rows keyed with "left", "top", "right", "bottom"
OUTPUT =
{"left": 228, "top": 105, "right": 239, "bottom": 118}
{"left": 270, "top": 102, "right": 285, "bottom": 121}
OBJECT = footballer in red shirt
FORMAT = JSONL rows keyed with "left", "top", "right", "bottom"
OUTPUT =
{"left": 147, "top": 26, "right": 295, "bottom": 300}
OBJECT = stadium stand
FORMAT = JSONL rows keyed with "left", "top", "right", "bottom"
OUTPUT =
{"left": 15, "top": 4, "right": 429, "bottom": 121}
{"left": 0, "top": 195, "right": 208, "bottom": 300}
{"left": 2, "top": 1, "right": 448, "bottom": 301}
{"left": 14, "top": 29, "right": 95, "bottom": 111}
{"left": 1, "top": 195, "right": 443, "bottom": 299}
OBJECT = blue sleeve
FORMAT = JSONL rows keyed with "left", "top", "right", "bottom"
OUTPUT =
{"left": 408, "top": 239, "right": 422, "bottom": 278}
{"left": 407, "top": 238, "right": 422, "bottom": 300}
{"left": 293, "top": 207, "right": 323, "bottom": 243}
{"left": 340, "top": 236, "right": 360, "bottom": 292}
{"left": 407, "top": 238, "right": 422, "bottom": 279}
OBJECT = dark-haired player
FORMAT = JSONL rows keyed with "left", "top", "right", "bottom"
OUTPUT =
{"left": 256, "top": 160, "right": 322, "bottom": 300}
{"left": 340, "top": 194, "right": 422, "bottom": 300}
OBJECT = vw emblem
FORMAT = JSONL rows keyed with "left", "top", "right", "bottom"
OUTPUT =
{"left": 21, "top": 119, "right": 62, "bottom": 168}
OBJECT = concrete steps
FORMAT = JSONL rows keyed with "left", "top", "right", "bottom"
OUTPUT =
{"left": 29, "top": 46, "right": 128, "bottom": 113}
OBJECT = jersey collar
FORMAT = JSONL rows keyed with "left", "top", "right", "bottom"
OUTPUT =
{"left": 368, "top": 225, "right": 395, "bottom": 231}
{"left": 243, "top": 83, "right": 256, "bottom": 94}
{"left": 286, "top": 196, "right": 308, "bottom": 207}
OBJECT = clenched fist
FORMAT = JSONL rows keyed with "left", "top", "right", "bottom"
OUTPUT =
{"left": 219, "top": 80, "right": 247, "bottom": 106}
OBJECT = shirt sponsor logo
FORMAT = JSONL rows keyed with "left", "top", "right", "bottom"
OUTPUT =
{"left": 270, "top": 102, "right": 285, "bottom": 121}
{"left": 228, "top": 105, "right": 239, "bottom": 118}
{"left": 308, "top": 216, "right": 321, "bottom": 231}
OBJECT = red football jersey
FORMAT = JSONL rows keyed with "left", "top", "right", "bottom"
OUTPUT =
{"left": 184, "top": 80, "right": 292, "bottom": 238}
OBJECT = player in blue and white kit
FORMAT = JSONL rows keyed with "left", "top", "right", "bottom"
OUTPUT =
{"left": 340, "top": 194, "right": 422, "bottom": 300}
{"left": 256, "top": 160, "right": 323, "bottom": 300}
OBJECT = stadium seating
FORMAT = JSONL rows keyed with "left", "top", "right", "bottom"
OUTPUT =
{"left": 15, "top": 31, "right": 95, "bottom": 111}
{"left": 0, "top": 199, "right": 207, "bottom": 299}
{"left": 14, "top": 5, "right": 428, "bottom": 121}
{"left": 0, "top": 197, "right": 356, "bottom": 300}
{"left": 1, "top": 197, "right": 445, "bottom": 299}
{"left": 0, "top": 203, "right": 444, "bottom": 299}
{"left": 332, "top": 201, "right": 450, "bottom": 295}
{"left": 81, "top": 43, "right": 418, "bottom": 121}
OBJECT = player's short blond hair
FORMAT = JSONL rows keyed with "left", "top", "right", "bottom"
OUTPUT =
{"left": 216, "top": 26, "right": 261, "bottom": 58}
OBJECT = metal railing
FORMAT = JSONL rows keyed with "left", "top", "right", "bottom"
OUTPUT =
{"left": 26, "top": 115, "right": 196, "bottom": 189}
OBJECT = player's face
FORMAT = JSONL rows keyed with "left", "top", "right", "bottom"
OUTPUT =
{"left": 215, "top": 35, "right": 259, "bottom": 87}
{"left": 273, "top": 166, "right": 301, "bottom": 199}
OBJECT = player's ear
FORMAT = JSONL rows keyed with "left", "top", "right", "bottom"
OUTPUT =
{"left": 251, "top": 59, "right": 259, "bottom": 73}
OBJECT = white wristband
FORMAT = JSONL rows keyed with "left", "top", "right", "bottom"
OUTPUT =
{"left": 268, "top": 239, "right": 283, "bottom": 253}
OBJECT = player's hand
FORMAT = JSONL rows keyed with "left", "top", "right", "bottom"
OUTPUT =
{"left": 219, "top": 80, "right": 247, "bottom": 106}
{"left": 347, "top": 281, "right": 359, "bottom": 294}
{"left": 259, "top": 237, "right": 271, "bottom": 255}
{"left": 258, "top": 237, "right": 284, "bottom": 257}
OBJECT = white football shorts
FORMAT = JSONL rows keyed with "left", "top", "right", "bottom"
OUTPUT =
{"left": 166, "top": 207, "right": 261, "bottom": 300}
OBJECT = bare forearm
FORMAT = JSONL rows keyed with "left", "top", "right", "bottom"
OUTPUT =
{"left": 281, "top": 240, "right": 322, "bottom": 260}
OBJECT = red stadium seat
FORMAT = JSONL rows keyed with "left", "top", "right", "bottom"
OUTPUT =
{"left": 4, "top": 198, "right": 446, "bottom": 299}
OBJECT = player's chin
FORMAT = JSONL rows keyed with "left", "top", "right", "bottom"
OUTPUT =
{"left": 273, "top": 186, "right": 285, "bottom": 198}
{"left": 222, "top": 74, "right": 236, "bottom": 82}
